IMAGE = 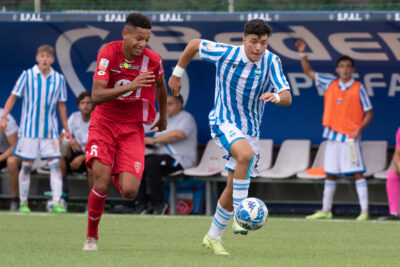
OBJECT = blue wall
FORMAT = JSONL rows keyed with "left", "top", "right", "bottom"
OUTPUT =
{"left": 0, "top": 19, "right": 399, "bottom": 145}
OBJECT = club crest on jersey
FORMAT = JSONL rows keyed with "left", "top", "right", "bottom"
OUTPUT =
{"left": 255, "top": 68, "right": 262, "bottom": 78}
{"left": 120, "top": 62, "right": 140, "bottom": 70}
{"left": 99, "top": 58, "right": 109, "bottom": 71}
{"left": 338, "top": 98, "right": 342, "bottom": 104}
{"left": 134, "top": 162, "right": 142, "bottom": 174}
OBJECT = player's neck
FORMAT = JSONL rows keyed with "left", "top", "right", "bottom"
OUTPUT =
{"left": 39, "top": 66, "right": 51, "bottom": 77}
{"left": 339, "top": 77, "right": 351, "bottom": 84}
{"left": 81, "top": 113, "right": 91, "bottom": 122}
{"left": 122, "top": 46, "right": 137, "bottom": 61}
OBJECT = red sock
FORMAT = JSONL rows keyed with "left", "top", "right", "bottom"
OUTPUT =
{"left": 87, "top": 187, "right": 108, "bottom": 239}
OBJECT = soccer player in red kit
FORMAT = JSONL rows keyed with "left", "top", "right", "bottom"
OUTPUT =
{"left": 83, "top": 13, "right": 168, "bottom": 251}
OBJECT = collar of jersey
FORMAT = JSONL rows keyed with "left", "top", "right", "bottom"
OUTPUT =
{"left": 338, "top": 78, "right": 355, "bottom": 91}
{"left": 33, "top": 64, "right": 54, "bottom": 78}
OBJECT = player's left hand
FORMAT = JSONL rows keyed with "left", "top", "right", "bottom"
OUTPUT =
{"left": 150, "top": 116, "right": 167, "bottom": 132}
{"left": 168, "top": 75, "right": 182, "bottom": 96}
{"left": 351, "top": 128, "right": 362, "bottom": 139}
{"left": 260, "top": 92, "right": 278, "bottom": 103}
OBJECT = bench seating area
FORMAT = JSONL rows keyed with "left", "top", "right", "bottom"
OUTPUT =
{"left": 166, "top": 139, "right": 391, "bottom": 215}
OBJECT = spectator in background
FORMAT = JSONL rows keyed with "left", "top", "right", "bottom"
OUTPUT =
{"left": 0, "top": 44, "right": 70, "bottom": 213}
{"left": 134, "top": 94, "right": 197, "bottom": 215}
{"left": 60, "top": 91, "right": 94, "bottom": 201}
{"left": 378, "top": 127, "right": 400, "bottom": 220}
{"left": 296, "top": 39, "right": 373, "bottom": 221}
{"left": 0, "top": 108, "right": 21, "bottom": 211}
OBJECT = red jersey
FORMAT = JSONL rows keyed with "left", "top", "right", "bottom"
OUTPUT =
{"left": 93, "top": 40, "right": 164, "bottom": 124}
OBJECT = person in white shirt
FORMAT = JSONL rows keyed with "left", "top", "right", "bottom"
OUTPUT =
{"left": 134, "top": 94, "right": 197, "bottom": 215}
{"left": 0, "top": 108, "right": 21, "bottom": 211}
{"left": 60, "top": 91, "right": 93, "bottom": 196}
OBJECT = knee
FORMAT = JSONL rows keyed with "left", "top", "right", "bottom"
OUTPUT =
{"left": 7, "top": 156, "right": 19, "bottom": 171}
{"left": 235, "top": 150, "right": 254, "bottom": 165}
{"left": 121, "top": 189, "right": 137, "bottom": 200}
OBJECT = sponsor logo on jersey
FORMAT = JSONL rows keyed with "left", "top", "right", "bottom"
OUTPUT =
{"left": 120, "top": 62, "right": 140, "bottom": 70}
{"left": 99, "top": 58, "right": 109, "bottom": 71}
{"left": 111, "top": 69, "right": 121, "bottom": 73}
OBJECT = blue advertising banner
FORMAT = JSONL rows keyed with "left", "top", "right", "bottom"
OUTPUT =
{"left": 0, "top": 14, "right": 399, "bottom": 145}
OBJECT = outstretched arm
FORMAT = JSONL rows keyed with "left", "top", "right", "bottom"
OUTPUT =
{"left": 295, "top": 39, "right": 316, "bottom": 80}
{"left": 168, "top": 39, "right": 202, "bottom": 96}
{"left": 260, "top": 90, "right": 292, "bottom": 107}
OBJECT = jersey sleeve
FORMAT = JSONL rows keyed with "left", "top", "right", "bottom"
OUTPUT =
{"left": 199, "top": 40, "right": 230, "bottom": 64}
{"left": 315, "top": 73, "right": 335, "bottom": 93}
{"left": 358, "top": 84, "right": 372, "bottom": 112}
{"left": 58, "top": 75, "right": 67, "bottom": 102}
{"left": 5, "top": 114, "right": 18, "bottom": 136}
{"left": 268, "top": 55, "right": 290, "bottom": 93}
{"left": 93, "top": 46, "right": 112, "bottom": 82}
{"left": 11, "top": 70, "right": 27, "bottom": 97}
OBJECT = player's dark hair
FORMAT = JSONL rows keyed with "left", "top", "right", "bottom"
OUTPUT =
{"left": 125, "top": 13, "right": 152, "bottom": 29}
{"left": 244, "top": 19, "right": 272, "bottom": 37}
{"left": 168, "top": 93, "right": 184, "bottom": 105}
{"left": 76, "top": 91, "right": 91, "bottom": 105}
{"left": 336, "top": 55, "right": 355, "bottom": 68}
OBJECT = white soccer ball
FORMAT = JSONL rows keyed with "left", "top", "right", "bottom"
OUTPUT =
{"left": 234, "top": 197, "right": 268, "bottom": 230}
{"left": 46, "top": 200, "right": 56, "bottom": 212}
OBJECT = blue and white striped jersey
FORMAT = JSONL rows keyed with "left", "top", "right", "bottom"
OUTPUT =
{"left": 199, "top": 40, "right": 290, "bottom": 137}
{"left": 315, "top": 73, "right": 372, "bottom": 142}
{"left": 12, "top": 65, "right": 67, "bottom": 139}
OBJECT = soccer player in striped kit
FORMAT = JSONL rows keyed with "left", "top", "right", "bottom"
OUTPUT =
{"left": 295, "top": 39, "right": 373, "bottom": 221}
{"left": 169, "top": 19, "right": 292, "bottom": 255}
{"left": 0, "top": 45, "right": 70, "bottom": 213}
{"left": 82, "top": 13, "right": 168, "bottom": 250}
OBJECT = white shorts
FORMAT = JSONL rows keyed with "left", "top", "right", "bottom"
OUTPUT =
{"left": 210, "top": 123, "right": 260, "bottom": 178}
{"left": 324, "top": 139, "right": 365, "bottom": 175}
{"left": 13, "top": 137, "right": 61, "bottom": 160}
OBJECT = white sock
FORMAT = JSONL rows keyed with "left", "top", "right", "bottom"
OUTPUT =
{"left": 232, "top": 178, "right": 250, "bottom": 212}
{"left": 322, "top": 180, "right": 337, "bottom": 213}
{"left": 207, "top": 202, "right": 233, "bottom": 240}
{"left": 19, "top": 162, "right": 32, "bottom": 204}
{"left": 49, "top": 160, "right": 62, "bottom": 203}
{"left": 355, "top": 178, "right": 369, "bottom": 213}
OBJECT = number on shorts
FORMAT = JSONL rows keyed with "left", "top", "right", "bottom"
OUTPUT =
{"left": 90, "top": 145, "right": 98, "bottom": 157}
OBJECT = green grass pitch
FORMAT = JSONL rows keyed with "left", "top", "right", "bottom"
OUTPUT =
{"left": 0, "top": 212, "right": 399, "bottom": 267}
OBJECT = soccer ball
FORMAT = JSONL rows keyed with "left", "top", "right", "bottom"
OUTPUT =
{"left": 46, "top": 199, "right": 67, "bottom": 212}
{"left": 234, "top": 197, "right": 268, "bottom": 230}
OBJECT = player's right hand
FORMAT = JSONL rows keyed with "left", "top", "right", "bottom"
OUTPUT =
{"left": 0, "top": 116, "right": 7, "bottom": 133}
{"left": 295, "top": 39, "right": 306, "bottom": 52}
{"left": 130, "top": 72, "right": 155, "bottom": 90}
{"left": 168, "top": 75, "right": 182, "bottom": 96}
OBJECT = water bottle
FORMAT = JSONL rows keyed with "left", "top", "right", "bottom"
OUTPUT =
{"left": 61, "top": 134, "right": 71, "bottom": 157}
{"left": 346, "top": 138, "right": 358, "bottom": 163}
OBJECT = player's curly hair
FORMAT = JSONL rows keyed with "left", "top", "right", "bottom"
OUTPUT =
{"left": 244, "top": 19, "right": 272, "bottom": 37}
{"left": 125, "top": 13, "right": 152, "bottom": 29}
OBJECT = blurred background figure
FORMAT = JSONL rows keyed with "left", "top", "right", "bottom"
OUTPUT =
{"left": 134, "top": 94, "right": 197, "bottom": 215}
{"left": 379, "top": 127, "right": 400, "bottom": 220}
{"left": 296, "top": 39, "right": 373, "bottom": 221}
{"left": 0, "top": 108, "right": 21, "bottom": 211}
{"left": 60, "top": 91, "right": 94, "bottom": 204}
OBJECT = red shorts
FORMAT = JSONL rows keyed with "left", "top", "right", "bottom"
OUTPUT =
{"left": 85, "top": 113, "right": 145, "bottom": 179}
